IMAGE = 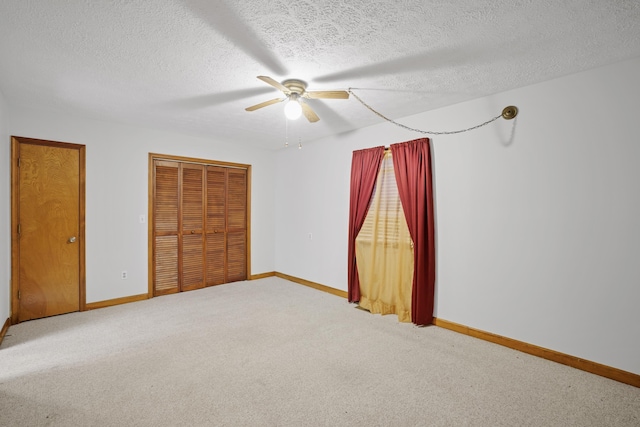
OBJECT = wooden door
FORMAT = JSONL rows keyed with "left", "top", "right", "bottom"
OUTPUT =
{"left": 181, "top": 164, "right": 205, "bottom": 291}
{"left": 153, "top": 160, "right": 180, "bottom": 295}
{"left": 205, "top": 166, "right": 248, "bottom": 285}
{"left": 11, "top": 137, "right": 86, "bottom": 323}
{"left": 225, "top": 168, "right": 247, "bottom": 283}
{"left": 151, "top": 155, "right": 249, "bottom": 296}
{"left": 205, "top": 166, "right": 226, "bottom": 285}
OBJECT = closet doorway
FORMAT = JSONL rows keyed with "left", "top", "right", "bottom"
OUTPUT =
{"left": 149, "top": 154, "right": 251, "bottom": 296}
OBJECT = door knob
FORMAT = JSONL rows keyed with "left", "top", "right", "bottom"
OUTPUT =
{"left": 68, "top": 236, "right": 76, "bottom": 243}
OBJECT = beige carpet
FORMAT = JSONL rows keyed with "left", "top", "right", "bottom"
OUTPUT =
{"left": 1, "top": 277, "right": 639, "bottom": 426}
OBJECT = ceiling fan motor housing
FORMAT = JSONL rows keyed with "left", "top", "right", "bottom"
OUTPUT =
{"left": 282, "top": 79, "right": 307, "bottom": 96}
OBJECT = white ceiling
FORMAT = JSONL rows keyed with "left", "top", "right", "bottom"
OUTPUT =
{"left": 1, "top": 1, "right": 639, "bottom": 150}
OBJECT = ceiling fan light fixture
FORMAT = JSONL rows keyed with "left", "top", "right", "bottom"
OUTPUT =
{"left": 284, "top": 96, "right": 302, "bottom": 120}
{"left": 246, "top": 76, "right": 348, "bottom": 123}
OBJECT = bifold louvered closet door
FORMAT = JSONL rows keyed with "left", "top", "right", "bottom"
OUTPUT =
{"left": 152, "top": 158, "right": 248, "bottom": 296}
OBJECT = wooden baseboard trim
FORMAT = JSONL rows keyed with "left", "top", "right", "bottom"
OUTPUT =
{"left": 85, "top": 293, "right": 149, "bottom": 311}
{"left": 0, "top": 318, "right": 10, "bottom": 346}
{"left": 249, "top": 272, "right": 276, "bottom": 280}
{"left": 433, "top": 317, "right": 640, "bottom": 388}
{"left": 271, "top": 273, "right": 639, "bottom": 387}
{"left": 275, "top": 272, "right": 349, "bottom": 299}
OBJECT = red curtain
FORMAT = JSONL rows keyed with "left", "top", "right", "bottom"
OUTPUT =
{"left": 348, "top": 146, "right": 385, "bottom": 302}
{"left": 391, "top": 138, "right": 436, "bottom": 325}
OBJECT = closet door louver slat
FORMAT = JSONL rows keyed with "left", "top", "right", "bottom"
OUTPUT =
{"left": 154, "top": 163, "right": 179, "bottom": 232}
{"left": 206, "top": 232, "right": 225, "bottom": 286}
{"left": 182, "top": 234, "right": 204, "bottom": 290}
{"left": 227, "top": 169, "right": 247, "bottom": 230}
{"left": 182, "top": 165, "right": 204, "bottom": 232}
{"left": 227, "top": 231, "right": 246, "bottom": 283}
{"left": 207, "top": 166, "right": 226, "bottom": 231}
{"left": 155, "top": 235, "right": 179, "bottom": 295}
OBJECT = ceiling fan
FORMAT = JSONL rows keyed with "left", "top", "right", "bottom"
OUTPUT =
{"left": 245, "top": 76, "right": 349, "bottom": 122}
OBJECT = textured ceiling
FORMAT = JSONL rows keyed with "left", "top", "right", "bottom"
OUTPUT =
{"left": 0, "top": 1, "right": 639, "bottom": 149}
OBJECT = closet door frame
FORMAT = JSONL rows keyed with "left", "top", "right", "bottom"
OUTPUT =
{"left": 148, "top": 153, "right": 251, "bottom": 297}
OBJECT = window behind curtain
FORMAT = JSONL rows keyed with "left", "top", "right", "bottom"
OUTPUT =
{"left": 355, "top": 151, "right": 414, "bottom": 322}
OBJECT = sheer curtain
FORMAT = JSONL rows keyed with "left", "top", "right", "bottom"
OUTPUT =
{"left": 355, "top": 151, "right": 414, "bottom": 322}
{"left": 391, "top": 138, "right": 436, "bottom": 326}
{"left": 347, "top": 146, "right": 385, "bottom": 303}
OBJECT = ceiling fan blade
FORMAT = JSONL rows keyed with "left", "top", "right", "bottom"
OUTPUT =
{"left": 245, "top": 97, "right": 285, "bottom": 111}
{"left": 303, "top": 90, "right": 349, "bottom": 99}
{"left": 257, "top": 76, "right": 290, "bottom": 94}
{"left": 300, "top": 102, "right": 320, "bottom": 123}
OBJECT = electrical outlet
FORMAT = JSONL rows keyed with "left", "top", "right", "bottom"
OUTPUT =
{"left": 121, "top": 271, "right": 127, "bottom": 279}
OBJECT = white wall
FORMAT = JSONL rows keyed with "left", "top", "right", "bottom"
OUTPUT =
{"left": 7, "top": 108, "right": 276, "bottom": 304}
{"left": 274, "top": 56, "right": 640, "bottom": 375}
{"left": 0, "top": 89, "right": 9, "bottom": 324}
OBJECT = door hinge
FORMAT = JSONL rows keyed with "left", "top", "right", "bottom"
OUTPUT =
{"left": 17, "top": 157, "right": 20, "bottom": 168}
{"left": 17, "top": 223, "right": 21, "bottom": 235}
